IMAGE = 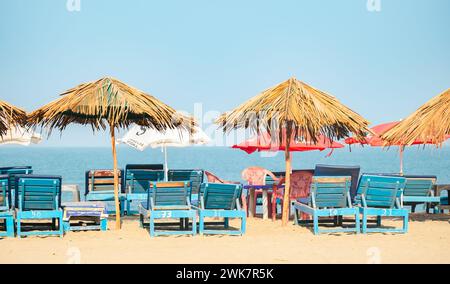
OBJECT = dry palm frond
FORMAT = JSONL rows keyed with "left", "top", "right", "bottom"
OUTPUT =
{"left": 0, "top": 100, "right": 27, "bottom": 136}
{"left": 382, "top": 88, "right": 450, "bottom": 146}
{"left": 27, "top": 77, "right": 195, "bottom": 133}
{"left": 216, "top": 77, "right": 371, "bottom": 142}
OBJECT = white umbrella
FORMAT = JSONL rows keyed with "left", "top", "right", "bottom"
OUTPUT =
{"left": 118, "top": 125, "right": 210, "bottom": 180}
{"left": 0, "top": 126, "right": 42, "bottom": 146}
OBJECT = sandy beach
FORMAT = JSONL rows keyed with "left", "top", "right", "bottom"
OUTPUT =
{"left": 1, "top": 216, "right": 449, "bottom": 264}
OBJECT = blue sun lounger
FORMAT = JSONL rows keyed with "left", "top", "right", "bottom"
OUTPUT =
{"left": 138, "top": 181, "right": 196, "bottom": 237}
{"left": 0, "top": 175, "right": 14, "bottom": 237}
{"left": 194, "top": 183, "right": 246, "bottom": 235}
{"left": 402, "top": 176, "right": 439, "bottom": 213}
{"left": 168, "top": 169, "right": 204, "bottom": 195}
{"left": 85, "top": 169, "right": 126, "bottom": 216}
{"left": 124, "top": 165, "right": 164, "bottom": 215}
{"left": 0, "top": 166, "right": 33, "bottom": 208}
{"left": 355, "top": 175, "right": 408, "bottom": 234}
{"left": 293, "top": 176, "right": 359, "bottom": 235}
{"left": 15, "top": 175, "right": 64, "bottom": 238}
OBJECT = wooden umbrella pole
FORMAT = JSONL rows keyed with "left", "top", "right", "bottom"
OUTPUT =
{"left": 110, "top": 124, "right": 121, "bottom": 230}
{"left": 281, "top": 127, "right": 292, "bottom": 226}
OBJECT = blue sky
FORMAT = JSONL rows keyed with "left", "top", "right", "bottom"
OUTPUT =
{"left": 0, "top": 0, "right": 449, "bottom": 146}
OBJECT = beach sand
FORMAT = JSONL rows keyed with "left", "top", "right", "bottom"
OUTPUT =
{"left": 1, "top": 216, "right": 449, "bottom": 264}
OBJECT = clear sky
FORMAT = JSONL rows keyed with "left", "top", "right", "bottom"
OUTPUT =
{"left": 0, "top": 0, "right": 449, "bottom": 146}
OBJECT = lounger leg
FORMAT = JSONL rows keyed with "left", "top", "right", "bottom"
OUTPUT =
{"left": 313, "top": 214, "right": 319, "bottom": 235}
{"left": 139, "top": 214, "right": 144, "bottom": 228}
{"left": 199, "top": 213, "right": 204, "bottom": 235}
{"left": 403, "top": 213, "right": 409, "bottom": 233}
{"left": 191, "top": 214, "right": 197, "bottom": 236}
{"left": 355, "top": 211, "right": 360, "bottom": 234}
{"left": 52, "top": 218, "right": 56, "bottom": 230}
{"left": 376, "top": 216, "right": 382, "bottom": 227}
{"left": 100, "top": 218, "right": 107, "bottom": 231}
{"left": 16, "top": 215, "right": 21, "bottom": 239}
{"left": 293, "top": 207, "right": 299, "bottom": 225}
{"left": 58, "top": 214, "right": 64, "bottom": 238}
{"left": 241, "top": 215, "right": 246, "bottom": 235}
{"left": 224, "top": 218, "right": 229, "bottom": 229}
{"left": 361, "top": 211, "right": 367, "bottom": 234}
{"left": 6, "top": 217, "right": 14, "bottom": 237}
{"left": 149, "top": 215, "right": 155, "bottom": 237}
{"left": 126, "top": 200, "right": 131, "bottom": 216}
{"left": 179, "top": 218, "right": 184, "bottom": 230}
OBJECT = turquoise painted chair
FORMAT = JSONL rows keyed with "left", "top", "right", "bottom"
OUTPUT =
{"left": 138, "top": 181, "right": 196, "bottom": 237}
{"left": 0, "top": 166, "right": 33, "bottom": 208}
{"left": 356, "top": 175, "right": 408, "bottom": 234}
{"left": 195, "top": 183, "right": 246, "bottom": 235}
{"left": 85, "top": 169, "right": 125, "bottom": 216}
{"left": 0, "top": 175, "right": 14, "bottom": 237}
{"left": 293, "top": 176, "right": 359, "bottom": 235}
{"left": 124, "top": 166, "right": 164, "bottom": 215}
{"left": 15, "top": 175, "right": 64, "bottom": 238}
{"left": 168, "top": 169, "right": 204, "bottom": 196}
{"left": 402, "top": 176, "right": 439, "bottom": 213}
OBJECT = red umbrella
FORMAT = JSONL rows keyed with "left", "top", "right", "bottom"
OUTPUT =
{"left": 233, "top": 129, "right": 344, "bottom": 154}
{"left": 345, "top": 121, "right": 450, "bottom": 174}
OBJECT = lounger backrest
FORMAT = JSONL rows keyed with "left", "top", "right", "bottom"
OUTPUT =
{"left": 202, "top": 183, "right": 241, "bottom": 210}
{"left": 0, "top": 167, "right": 33, "bottom": 205}
{"left": 168, "top": 169, "right": 203, "bottom": 194}
{"left": 403, "top": 177, "right": 436, "bottom": 197}
{"left": 0, "top": 175, "right": 9, "bottom": 210}
{"left": 85, "top": 169, "right": 124, "bottom": 195}
{"left": 125, "top": 169, "right": 164, "bottom": 193}
{"left": 355, "top": 175, "right": 405, "bottom": 209}
{"left": 310, "top": 176, "right": 351, "bottom": 209}
{"left": 314, "top": 165, "right": 360, "bottom": 201}
{"left": 149, "top": 181, "right": 191, "bottom": 209}
{"left": 15, "top": 175, "right": 62, "bottom": 211}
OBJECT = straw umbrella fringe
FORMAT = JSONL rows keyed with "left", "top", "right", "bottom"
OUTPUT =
{"left": 382, "top": 88, "right": 450, "bottom": 146}
{"left": 217, "top": 77, "right": 371, "bottom": 226}
{"left": 0, "top": 100, "right": 27, "bottom": 136}
{"left": 27, "top": 77, "right": 195, "bottom": 229}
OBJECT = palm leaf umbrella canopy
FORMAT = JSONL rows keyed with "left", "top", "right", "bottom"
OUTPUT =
{"left": 27, "top": 77, "right": 195, "bottom": 229}
{"left": 216, "top": 76, "right": 371, "bottom": 225}
{"left": 0, "top": 100, "right": 27, "bottom": 136}
{"left": 382, "top": 88, "right": 450, "bottom": 146}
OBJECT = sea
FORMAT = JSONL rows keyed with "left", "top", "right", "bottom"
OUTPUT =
{"left": 1, "top": 145, "right": 449, "bottom": 196}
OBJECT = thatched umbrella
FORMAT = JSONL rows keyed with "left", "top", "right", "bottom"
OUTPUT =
{"left": 382, "top": 89, "right": 450, "bottom": 146}
{"left": 0, "top": 100, "right": 27, "bottom": 136}
{"left": 28, "top": 77, "right": 194, "bottom": 229}
{"left": 216, "top": 77, "right": 371, "bottom": 225}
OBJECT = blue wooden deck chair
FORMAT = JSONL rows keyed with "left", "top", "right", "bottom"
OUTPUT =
{"left": 292, "top": 176, "right": 359, "bottom": 235}
{"left": 15, "top": 175, "right": 64, "bottom": 238}
{"left": 85, "top": 169, "right": 126, "bottom": 216}
{"left": 124, "top": 165, "right": 164, "bottom": 215}
{"left": 168, "top": 169, "right": 204, "bottom": 196}
{"left": 402, "top": 176, "right": 439, "bottom": 213}
{"left": 138, "top": 181, "right": 196, "bottom": 237}
{"left": 0, "top": 166, "right": 33, "bottom": 208}
{"left": 0, "top": 175, "right": 14, "bottom": 237}
{"left": 194, "top": 183, "right": 246, "bottom": 235}
{"left": 356, "top": 175, "right": 408, "bottom": 234}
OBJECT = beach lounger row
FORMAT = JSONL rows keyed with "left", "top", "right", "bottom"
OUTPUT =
{"left": 0, "top": 174, "right": 108, "bottom": 238}
{"left": 84, "top": 166, "right": 204, "bottom": 216}
{"left": 293, "top": 174, "right": 409, "bottom": 234}
{"left": 138, "top": 182, "right": 246, "bottom": 237}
